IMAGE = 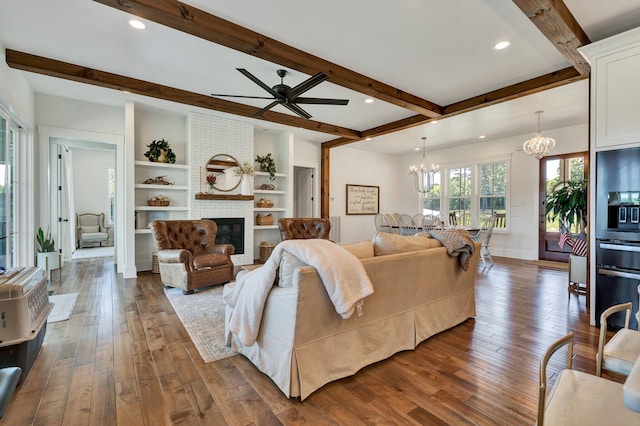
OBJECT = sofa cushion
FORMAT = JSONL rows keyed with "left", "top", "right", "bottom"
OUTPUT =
{"left": 339, "top": 240, "right": 374, "bottom": 259}
{"left": 278, "top": 251, "right": 307, "bottom": 288}
{"left": 372, "top": 231, "right": 441, "bottom": 256}
{"left": 193, "top": 253, "right": 229, "bottom": 269}
{"left": 81, "top": 225, "right": 100, "bottom": 233}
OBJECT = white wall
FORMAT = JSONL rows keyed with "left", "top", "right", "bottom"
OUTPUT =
{"left": 71, "top": 146, "right": 115, "bottom": 218}
{"left": 0, "top": 44, "right": 34, "bottom": 125}
{"left": 331, "top": 123, "right": 588, "bottom": 259}
{"left": 330, "top": 147, "right": 403, "bottom": 243}
{"left": 35, "top": 94, "right": 124, "bottom": 229}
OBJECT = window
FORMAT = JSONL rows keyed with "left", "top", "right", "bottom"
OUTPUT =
{"left": 479, "top": 162, "right": 507, "bottom": 228}
{"left": 448, "top": 167, "right": 472, "bottom": 226}
{"left": 544, "top": 155, "right": 586, "bottom": 234}
{"left": 0, "top": 113, "right": 18, "bottom": 268}
{"left": 430, "top": 158, "right": 509, "bottom": 230}
{"left": 422, "top": 170, "right": 441, "bottom": 216}
{"left": 107, "top": 168, "right": 116, "bottom": 224}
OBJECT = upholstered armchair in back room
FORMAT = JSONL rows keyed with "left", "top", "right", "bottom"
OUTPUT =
{"left": 278, "top": 218, "right": 331, "bottom": 241}
{"left": 76, "top": 212, "right": 109, "bottom": 248}
{"left": 150, "top": 219, "right": 235, "bottom": 294}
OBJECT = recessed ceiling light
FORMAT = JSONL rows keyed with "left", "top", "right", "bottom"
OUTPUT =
{"left": 414, "top": 147, "right": 420, "bottom": 151}
{"left": 364, "top": 98, "right": 374, "bottom": 104}
{"left": 431, "top": 120, "right": 438, "bottom": 124}
{"left": 129, "top": 19, "right": 146, "bottom": 30}
{"left": 494, "top": 41, "right": 510, "bottom": 50}
{"left": 479, "top": 135, "right": 486, "bottom": 139}
{"left": 365, "top": 137, "right": 372, "bottom": 141}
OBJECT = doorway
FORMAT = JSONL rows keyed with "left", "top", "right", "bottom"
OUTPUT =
{"left": 538, "top": 151, "right": 588, "bottom": 261}
{"left": 39, "top": 126, "right": 124, "bottom": 274}
{"left": 294, "top": 166, "right": 316, "bottom": 217}
{"left": 53, "top": 141, "right": 116, "bottom": 261}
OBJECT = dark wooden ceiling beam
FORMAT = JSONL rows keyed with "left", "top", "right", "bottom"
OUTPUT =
{"left": 323, "top": 67, "right": 586, "bottom": 148}
{"left": 5, "top": 49, "right": 361, "bottom": 139}
{"left": 443, "top": 66, "right": 585, "bottom": 115}
{"left": 511, "top": 0, "right": 591, "bottom": 75}
{"left": 92, "top": 0, "right": 443, "bottom": 118}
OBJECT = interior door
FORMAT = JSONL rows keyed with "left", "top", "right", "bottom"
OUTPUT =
{"left": 294, "top": 167, "right": 314, "bottom": 217}
{"left": 539, "top": 151, "right": 588, "bottom": 261}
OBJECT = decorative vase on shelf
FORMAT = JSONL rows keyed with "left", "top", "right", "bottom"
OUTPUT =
{"left": 157, "top": 149, "right": 168, "bottom": 163}
{"left": 240, "top": 176, "right": 252, "bottom": 196}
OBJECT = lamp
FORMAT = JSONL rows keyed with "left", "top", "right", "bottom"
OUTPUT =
{"left": 409, "top": 137, "right": 439, "bottom": 194}
{"left": 523, "top": 111, "right": 556, "bottom": 159}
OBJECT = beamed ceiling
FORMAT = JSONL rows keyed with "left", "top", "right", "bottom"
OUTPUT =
{"left": 5, "top": 0, "right": 591, "bottom": 148}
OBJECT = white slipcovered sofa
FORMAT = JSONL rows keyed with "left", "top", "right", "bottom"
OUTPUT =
{"left": 224, "top": 232, "right": 481, "bottom": 400}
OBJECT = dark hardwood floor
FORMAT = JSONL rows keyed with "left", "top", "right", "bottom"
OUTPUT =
{"left": 0, "top": 256, "right": 620, "bottom": 425}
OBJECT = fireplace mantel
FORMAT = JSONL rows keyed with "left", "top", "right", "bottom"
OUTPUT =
{"left": 195, "top": 193, "right": 254, "bottom": 201}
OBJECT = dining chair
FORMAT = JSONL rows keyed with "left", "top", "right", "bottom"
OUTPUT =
{"left": 422, "top": 214, "right": 439, "bottom": 231}
{"left": 596, "top": 284, "right": 640, "bottom": 377}
{"left": 473, "top": 212, "right": 496, "bottom": 267}
{"left": 374, "top": 213, "right": 392, "bottom": 233}
{"left": 448, "top": 212, "right": 458, "bottom": 227}
{"left": 412, "top": 213, "right": 424, "bottom": 227}
{"left": 536, "top": 331, "right": 640, "bottom": 425}
{"left": 398, "top": 214, "right": 417, "bottom": 235}
{"left": 384, "top": 213, "right": 399, "bottom": 234}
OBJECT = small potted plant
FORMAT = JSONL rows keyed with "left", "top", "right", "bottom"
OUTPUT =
{"left": 144, "top": 139, "right": 176, "bottom": 163}
{"left": 36, "top": 227, "right": 60, "bottom": 278}
{"left": 255, "top": 153, "right": 276, "bottom": 181}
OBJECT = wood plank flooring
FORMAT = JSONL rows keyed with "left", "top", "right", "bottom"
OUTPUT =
{"left": 0, "top": 257, "right": 621, "bottom": 425}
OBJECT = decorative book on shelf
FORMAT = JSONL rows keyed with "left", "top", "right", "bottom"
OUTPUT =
{"left": 195, "top": 193, "right": 254, "bottom": 201}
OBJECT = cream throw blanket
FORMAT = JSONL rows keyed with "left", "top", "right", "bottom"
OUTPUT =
{"left": 223, "top": 239, "right": 374, "bottom": 346}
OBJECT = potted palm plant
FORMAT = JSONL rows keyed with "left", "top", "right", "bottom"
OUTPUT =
{"left": 36, "top": 227, "right": 60, "bottom": 279}
{"left": 545, "top": 178, "right": 588, "bottom": 289}
{"left": 545, "top": 178, "right": 588, "bottom": 234}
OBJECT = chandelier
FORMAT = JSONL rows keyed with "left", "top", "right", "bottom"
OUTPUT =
{"left": 409, "top": 137, "right": 439, "bottom": 194}
{"left": 523, "top": 111, "right": 556, "bottom": 159}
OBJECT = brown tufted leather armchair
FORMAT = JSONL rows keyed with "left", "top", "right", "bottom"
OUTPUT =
{"left": 150, "top": 220, "right": 235, "bottom": 294}
{"left": 278, "top": 217, "right": 332, "bottom": 241}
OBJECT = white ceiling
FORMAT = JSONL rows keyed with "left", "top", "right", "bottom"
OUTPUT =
{"left": 1, "top": 1, "right": 640, "bottom": 155}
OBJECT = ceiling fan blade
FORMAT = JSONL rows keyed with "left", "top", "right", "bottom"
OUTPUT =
{"left": 237, "top": 68, "right": 281, "bottom": 98}
{"left": 294, "top": 97, "right": 349, "bottom": 105}
{"left": 282, "top": 102, "right": 312, "bottom": 119}
{"left": 253, "top": 100, "right": 282, "bottom": 117}
{"left": 210, "top": 93, "right": 275, "bottom": 100}
{"left": 287, "top": 72, "right": 329, "bottom": 100}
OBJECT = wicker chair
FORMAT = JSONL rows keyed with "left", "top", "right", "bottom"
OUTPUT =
{"left": 149, "top": 219, "right": 234, "bottom": 294}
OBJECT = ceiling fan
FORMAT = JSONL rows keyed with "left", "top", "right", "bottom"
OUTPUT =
{"left": 211, "top": 68, "right": 349, "bottom": 119}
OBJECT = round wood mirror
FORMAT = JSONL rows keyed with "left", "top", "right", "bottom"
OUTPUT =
{"left": 206, "top": 154, "right": 241, "bottom": 192}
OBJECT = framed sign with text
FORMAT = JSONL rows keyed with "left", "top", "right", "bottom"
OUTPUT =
{"left": 346, "top": 184, "right": 380, "bottom": 215}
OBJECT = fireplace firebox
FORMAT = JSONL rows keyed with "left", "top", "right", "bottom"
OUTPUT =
{"left": 205, "top": 218, "right": 244, "bottom": 255}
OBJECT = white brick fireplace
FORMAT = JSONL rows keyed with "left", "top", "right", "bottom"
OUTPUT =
{"left": 188, "top": 112, "right": 255, "bottom": 265}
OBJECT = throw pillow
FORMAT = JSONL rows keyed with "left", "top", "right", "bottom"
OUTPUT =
{"left": 81, "top": 225, "right": 100, "bottom": 233}
{"left": 372, "top": 231, "right": 441, "bottom": 256}
{"left": 339, "top": 240, "right": 374, "bottom": 259}
{"left": 278, "top": 251, "right": 307, "bottom": 288}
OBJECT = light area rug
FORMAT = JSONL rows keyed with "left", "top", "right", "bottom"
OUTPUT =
{"left": 72, "top": 246, "right": 114, "bottom": 260}
{"left": 48, "top": 293, "right": 79, "bottom": 323}
{"left": 164, "top": 285, "right": 236, "bottom": 362}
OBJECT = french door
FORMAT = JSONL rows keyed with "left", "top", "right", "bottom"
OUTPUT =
{"left": 538, "top": 151, "right": 588, "bottom": 261}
